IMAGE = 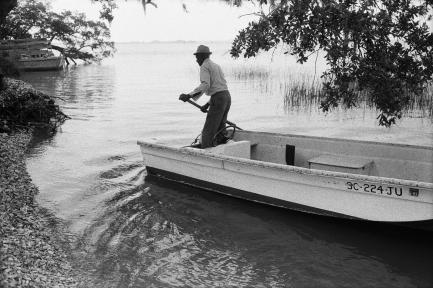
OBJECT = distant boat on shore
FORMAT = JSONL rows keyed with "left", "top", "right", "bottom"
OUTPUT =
{"left": 0, "top": 38, "right": 65, "bottom": 71}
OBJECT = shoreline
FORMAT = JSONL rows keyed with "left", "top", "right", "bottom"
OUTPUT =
{"left": 0, "top": 131, "right": 82, "bottom": 287}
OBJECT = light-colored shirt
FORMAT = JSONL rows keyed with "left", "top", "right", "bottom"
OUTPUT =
{"left": 189, "top": 58, "right": 228, "bottom": 101}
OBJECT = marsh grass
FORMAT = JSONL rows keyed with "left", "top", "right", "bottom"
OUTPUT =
{"left": 281, "top": 79, "right": 323, "bottom": 113}
{"left": 230, "top": 65, "right": 433, "bottom": 120}
{"left": 231, "top": 66, "right": 270, "bottom": 80}
{"left": 403, "top": 84, "right": 433, "bottom": 119}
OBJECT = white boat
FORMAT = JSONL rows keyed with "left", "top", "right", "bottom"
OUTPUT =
{"left": 16, "top": 50, "right": 65, "bottom": 71}
{"left": 138, "top": 130, "right": 433, "bottom": 230}
{"left": 0, "top": 38, "right": 65, "bottom": 71}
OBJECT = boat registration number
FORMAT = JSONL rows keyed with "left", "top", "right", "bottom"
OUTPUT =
{"left": 345, "top": 181, "right": 403, "bottom": 197}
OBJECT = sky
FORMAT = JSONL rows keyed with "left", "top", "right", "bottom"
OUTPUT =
{"left": 50, "top": 0, "right": 260, "bottom": 42}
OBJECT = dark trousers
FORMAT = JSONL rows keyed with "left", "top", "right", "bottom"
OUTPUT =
{"left": 201, "top": 90, "right": 231, "bottom": 148}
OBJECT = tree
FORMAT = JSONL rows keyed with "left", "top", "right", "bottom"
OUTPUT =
{"left": 0, "top": 0, "right": 115, "bottom": 63}
{"left": 229, "top": 0, "right": 433, "bottom": 126}
{"left": 0, "top": 0, "right": 115, "bottom": 24}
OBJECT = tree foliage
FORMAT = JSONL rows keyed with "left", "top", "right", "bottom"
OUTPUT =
{"left": 0, "top": 78, "right": 69, "bottom": 133}
{"left": 0, "top": 0, "right": 115, "bottom": 63}
{"left": 230, "top": 0, "right": 433, "bottom": 126}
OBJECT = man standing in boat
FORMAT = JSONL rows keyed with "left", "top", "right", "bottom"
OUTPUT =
{"left": 179, "top": 45, "right": 231, "bottom": 148}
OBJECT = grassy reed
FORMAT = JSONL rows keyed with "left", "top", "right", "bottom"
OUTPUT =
{"left": 403, "top": 84, "right": 433, "bottom": 119}
{"left": 230, "top": 65, "right": 433, "bottom": 120}
{"left": 231, "top": 66, "right": 270, "bottom": 80}
{"left": 281, "top": 79, "right": 323, "bottom": 113}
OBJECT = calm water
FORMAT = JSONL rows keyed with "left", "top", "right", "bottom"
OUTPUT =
{"left": 23, "top": 42, "right": 433, "bottom": 288}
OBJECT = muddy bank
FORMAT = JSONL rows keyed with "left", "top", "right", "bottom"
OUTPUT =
{"left": 0, "top": 132, "right": 84, "bottom": 287}
{"left": 0, "top": 77, "right": 84, "bottom": 287}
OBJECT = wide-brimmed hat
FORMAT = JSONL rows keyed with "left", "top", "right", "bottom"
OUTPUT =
{"left": 193, "top": 45, "right": 212, "bottom": 55}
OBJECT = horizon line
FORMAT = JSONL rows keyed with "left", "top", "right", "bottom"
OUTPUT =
{"left": 114, "top": 39, "right": 234, "bottom": 44}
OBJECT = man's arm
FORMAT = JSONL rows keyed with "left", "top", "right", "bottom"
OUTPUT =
{"left": 189, "top": 65, "right": 210, "bottom": 101}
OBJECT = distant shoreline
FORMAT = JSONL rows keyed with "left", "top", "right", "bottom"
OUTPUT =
{"left": 114, "top": 39, "right": 233, "bottom": 44}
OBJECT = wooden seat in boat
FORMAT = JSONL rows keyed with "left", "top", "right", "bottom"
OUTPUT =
{"left": 308, "top": 154, "right": 374, "bottom": 175}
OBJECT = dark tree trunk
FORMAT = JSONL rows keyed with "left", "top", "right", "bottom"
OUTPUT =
{"left": 0, "top": 0, "right": 17, "bottom": 26}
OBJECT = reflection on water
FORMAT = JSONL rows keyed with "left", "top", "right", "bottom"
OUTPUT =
{"left": 67, "top": 162, "right": 432, "bottom": 288}
{"left": 24, "top": 42, "right": 433, "bottom": 287}
{"left": 20, "top": 65, "right": 116, "bottom": 117}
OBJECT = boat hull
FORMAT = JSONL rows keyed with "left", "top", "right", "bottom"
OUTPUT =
{"left": 146, "top": 166, "right": 433, "bottom": 231}
{"left": 147, "top": 166, "right": 357, "bottom": 219}
{"left": 17, "top": 56, "right": 65, "bottom": 71}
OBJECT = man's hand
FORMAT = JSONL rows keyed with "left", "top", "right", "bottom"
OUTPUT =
{"left": 200, "top": 102, "right": 210, "bottom": 113}
{"left": 179, "top": 93, "right": 191, "bottom": 102}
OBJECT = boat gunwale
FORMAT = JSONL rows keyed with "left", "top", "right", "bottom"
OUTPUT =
{"left": 137, "top": 140, "right": 433, "bottom": 189}
{"left": 236, "top": 130, "right": 433, "bottom": 151}
{"left": 17, "top": 57, "right": 63, "bottom": 62}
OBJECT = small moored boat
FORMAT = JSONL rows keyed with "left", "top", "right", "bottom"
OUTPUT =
{"left": 0, "top": 38, "right": 65, "bottom": 71}
{"left": 138, "top": 130, "right": 433, "bottom": 230}
{"left": 16, "top": 50, "right": 64, "bottom": 71}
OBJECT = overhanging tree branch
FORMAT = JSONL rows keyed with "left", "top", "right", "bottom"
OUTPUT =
{"left": 230, "top": 0, "right": 433, "bottom": 127}
{"left": 0, "top": 0, "right": 115, "bottom": 64}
